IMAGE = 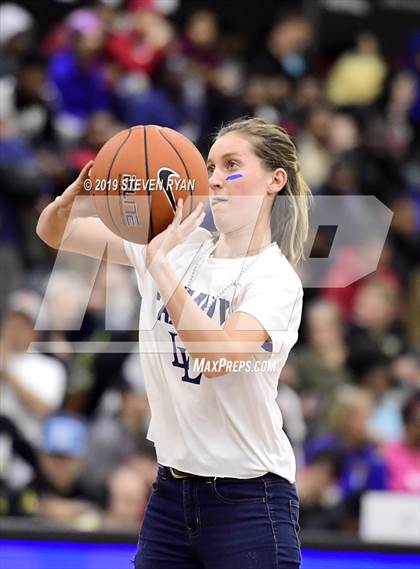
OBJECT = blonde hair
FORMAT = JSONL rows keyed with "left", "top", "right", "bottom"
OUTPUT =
{"left": 216, "top": 117, "right": 312, "bottom": 265}
{"left": 327, "top": 386, "right": 372, "bottom": 434}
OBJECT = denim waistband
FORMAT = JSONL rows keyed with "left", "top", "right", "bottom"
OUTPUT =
{"left": 160, "top": 465, "right": 292, "bottom": 485}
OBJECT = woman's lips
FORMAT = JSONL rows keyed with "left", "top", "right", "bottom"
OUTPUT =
{"left": 211, "top": 198, "right": 229, "bottom": 206}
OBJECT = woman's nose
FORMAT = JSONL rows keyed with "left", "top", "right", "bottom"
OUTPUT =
{"left": 209, "top": 169, "right": 223, "bottom": 189}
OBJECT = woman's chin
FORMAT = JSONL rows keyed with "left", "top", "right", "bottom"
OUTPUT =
{"left": 212, "top": 218, "right": 245, "bottom": 235}
{"left": 212, "top": 209, "right": 261, "bottom": 235}
{"left": 211, "top": 209, "right": 230, "bottom": 231}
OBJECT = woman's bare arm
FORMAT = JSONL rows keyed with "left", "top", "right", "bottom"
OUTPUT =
{"left": 36, "top": 162, "right": 132, "bottom": 266}
{"left": 144, "top": 200, "right": 268, "bottom": 378}
{"left": 149, "top": 256, "right": 268, "bottom": 377}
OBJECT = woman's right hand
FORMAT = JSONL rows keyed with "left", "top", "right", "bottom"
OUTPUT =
{"left": 145, "top": 198, "right": 205, "bottom": 269}
{"left": 54, "top": 160, "right": 93, "bottom": 216}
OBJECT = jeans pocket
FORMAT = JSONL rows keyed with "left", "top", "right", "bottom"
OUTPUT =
{"left": 211, "top": 478, "right": 266, "bottom": 504}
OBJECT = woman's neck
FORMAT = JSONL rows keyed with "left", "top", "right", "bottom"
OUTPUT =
{"left": 213, "top": 226, "right": 272, "bottom": 259}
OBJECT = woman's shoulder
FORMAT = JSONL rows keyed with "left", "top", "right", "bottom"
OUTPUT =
{"left": 234, "top": 246, "right": 303, "bottom": 313}
{"left": 258, "top": 245, "right": 303, "bottom": 291}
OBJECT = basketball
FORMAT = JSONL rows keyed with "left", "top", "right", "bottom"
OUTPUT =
{"left": 87, "top": 125, "right": 209, "bottom": 243}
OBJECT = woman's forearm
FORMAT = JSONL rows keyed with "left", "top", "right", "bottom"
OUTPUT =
{"left": 148, "top": 256, "right": 257, "bottom": 364}
{"left": 36, "top": 198, "right": 71, "bottom": 249}
{"left": 36, "top": 161, "right": 94, "bottom": 250}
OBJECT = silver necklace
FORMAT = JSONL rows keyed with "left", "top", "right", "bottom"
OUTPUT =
{"left": 185, "top": 241, "right": 276, "bottom": 303}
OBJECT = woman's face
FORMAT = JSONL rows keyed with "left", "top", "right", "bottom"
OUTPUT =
{"left": 206, "top": 132, "right": 275, "bottom": 235}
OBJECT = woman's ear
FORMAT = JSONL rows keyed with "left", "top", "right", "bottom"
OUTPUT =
{"left": 267, "top": 168, "right": 287, "bottom": 195}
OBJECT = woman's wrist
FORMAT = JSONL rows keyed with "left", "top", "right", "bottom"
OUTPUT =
{"left": 145, "top": 248, "right": 168, "bottom": 273}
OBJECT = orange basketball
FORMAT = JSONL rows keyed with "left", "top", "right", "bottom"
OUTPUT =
{"left": 86, "top": 125, "right": 209, "bottom": 243}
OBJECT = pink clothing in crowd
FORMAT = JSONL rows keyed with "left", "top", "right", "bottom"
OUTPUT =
{"left": 383, "top": 440, "right": 420, "bottom": 493}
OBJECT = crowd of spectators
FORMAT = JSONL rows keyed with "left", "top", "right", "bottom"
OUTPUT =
{"left": 0, "top": 0, "right": 419, "bottom": 534}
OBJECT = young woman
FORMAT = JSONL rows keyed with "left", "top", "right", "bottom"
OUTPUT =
{"left": 37, "top": 117, "right": 311, "bottom": 568}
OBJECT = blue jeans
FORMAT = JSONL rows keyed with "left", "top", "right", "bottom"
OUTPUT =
{"left": 134, "top": 465, "right": 301, "bottom": 569}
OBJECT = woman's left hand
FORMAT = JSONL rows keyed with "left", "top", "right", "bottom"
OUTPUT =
{"left": 145, "top": 199, "right": 205, "bottom": 268}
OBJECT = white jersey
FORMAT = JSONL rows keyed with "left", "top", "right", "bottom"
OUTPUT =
{"left": 123, "top": 228, "right": 303, "bottom": 482}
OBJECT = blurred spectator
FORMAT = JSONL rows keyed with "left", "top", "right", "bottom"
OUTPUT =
{"left": 406, "top": 272, "right": 420, "bottom": 353}
{"left": 391, "top": 352, "right": 420, "bottom": 397}
{"left": 0, "top": 101, "right": 52, "bottom": 285}
{"left": 388, "top": 196, "right": 420, "bottom": 281}
{"left": 48, "top": 10, "right": 111, "bottom": 137}
{"left": 127, "top": 453, "right": 159, "bottom": 495}
{"left": 305, "top": 386, "right": 388, "bottom": 530}
{"left": 348, "top": 348, "right": 404, "bottom": 443}
{"left": 180, "top": 9, "right": 221, "bottom": 71}
{"left": 241, "top": 74, "right": 289, "bottom": 126}
{"left": 28, "top": 413, "right": 102, "bottom": 528}
{"left": 321, "top": 158, "right": 358, "bottom": 196}
{"left": 328, "top": 113, "right": 360, "bottom": 156}
{"left": 0, "top": 292, "right": 67, "bottom": 447}
{"left": 13, "top": 54, "right": 58, "bottom": 149}
{"left": 292, "top": 300, "right": 353, "bottom": 437}
{"left": 297, "top": 449, "right": 343, "bottom": 530}
{"left": 86, "top": 254, "right": 139, "bottom": 333}
{"left": 293, "top": 76, "right": 323, "bottom": 123}
{"left": 0, "top": 415, "right": 39, "bottom": 517}
{"left": 297, "top": 102, "right": 333, "bottom": 190}
{"left": 68, "top": 111, "right": 121, "bottom": 171}
{"left": 321, "top": 241, "right": 401, "bottom": 320}
{"left": 80, "top": 353, "right": 152, "bottom": 504}
{"left": 106, "top": 6, "right": 173, "bottom": 76}
{"left": 383, "top": 392, "right": 420, "bottom": 493}
{"left": 277, "top": 382, "right": 307, "bottom": 465}
{"left": 0, "top": 3, "right": 34, "bottom": 77}
{"left": 37, "top": 268, "right": 103, "bottom": 345}
{"left": 36, "top": 263, "right": 139, "bottom": 415}
{"left": 249, "top": 13, "right": 313, "bottom": 82}
{"left": 357, "top": 115, "right": 406, "bottom": 205}
{"left": 326, "top": 32, "right": 387, "bottom": 107}
{"left": 348, "top": 275, "right": 405, "bottom": 359}
{"left": 204, "top": 58, "right": 245, "bottom": 137}
{"left": 33, "top": 265, "right": 127, "bottom": 417}
{"left": 383, "top": 71, "right": 417, "bottom": 161}
{"left": 116, "top": 59, "right": 189, "bottom": 130}
{"left": 95, "top": 0, "right": 125, "bottom": 30}
{"left": 42, "top": 2, "right": 123, "bottom": 58}
{"left": 176, "top": 9, "right": 228, "bottom": 141}
{"left": 246, "top": 13, "right": 313, "bottom": 128}
{"left": 102, "top": 464, "right": 149, "bottom": 530}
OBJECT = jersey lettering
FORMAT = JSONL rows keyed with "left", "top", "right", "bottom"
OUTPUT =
{"left": 156, "top": 288, "right": 231, "bottom": 384}
{"left": 169, "top": 331, "right": 202, "bottom": 384}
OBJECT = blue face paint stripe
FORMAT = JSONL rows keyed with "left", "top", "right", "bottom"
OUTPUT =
{"left": 225, "top": 174, "right": 243, "bottom": 181}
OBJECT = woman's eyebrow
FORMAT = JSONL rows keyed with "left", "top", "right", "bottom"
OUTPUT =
{"left": 206, "top": 152, "right": 242, "bottom": 165}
